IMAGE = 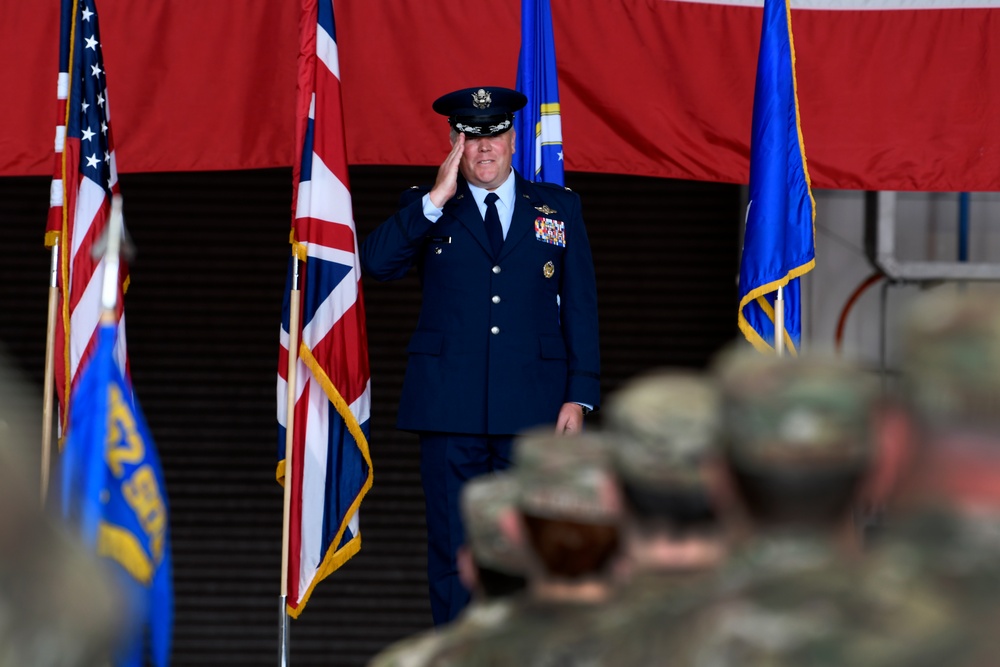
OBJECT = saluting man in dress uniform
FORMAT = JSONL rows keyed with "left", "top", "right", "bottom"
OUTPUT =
{"left": 360, "top": 86, "right": 601, "bottom": 625}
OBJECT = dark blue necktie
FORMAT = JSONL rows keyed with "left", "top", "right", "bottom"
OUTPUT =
{"left": 484, "top": 192, "right": 503, "bottom": 257}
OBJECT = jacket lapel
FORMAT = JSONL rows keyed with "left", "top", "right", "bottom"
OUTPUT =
{"left": 444, "top": 177, "right": 493, "bottom": 257}
{"left": 498, "top": 173, "right": 541, "bottom": 262}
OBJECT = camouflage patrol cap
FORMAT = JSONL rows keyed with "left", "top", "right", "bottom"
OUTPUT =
{"left": 901, "top": 285, "right": 1000, "bottom": 431}
{"left": 714, "top": 349, "right": 877, "bottom": 472}
{"left": 513, "top": 431, "right": 622, "bottom": 524}
{"left": 460, "top": 472, "right": 527, "bottom": 575}
{"left": 605, "top": 370, "right": 721, "bottom": 490}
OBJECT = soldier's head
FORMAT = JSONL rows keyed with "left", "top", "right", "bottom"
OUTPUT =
{"left": 513, "top": 431, "right": 622, "bottom": 581}
{"left": 459, "top": 471, "right": 528, "bottom": 599}
{"left": 896, "top": 286, "right": 1000, "bottom": 509}
{"left": 715, "top": 349, "right": 878, "bottom": 530}
{"left": 605, "top": 370, "right": 722, "bottom": 543}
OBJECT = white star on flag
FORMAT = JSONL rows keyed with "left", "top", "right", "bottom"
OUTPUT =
{"left": 85, "top": 36, "right": 97, "bottom": 50}
{"left": 81, "top": 6, "right": 93, "bottom": 20}
{"left": 82, "top": 127, "right": 95, "bottom": 141}
{"left": 85, "top": 154, "right": 99, "bottom": 168}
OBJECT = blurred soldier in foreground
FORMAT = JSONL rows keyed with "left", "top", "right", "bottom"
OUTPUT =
{"left": 0, "top": 348, "right": 122, "bottom": 667}
{"left": 598, "top": 371, "right": 728, "bottom": 666}
{"left": 430, "top": 432, "right": 623, "bottom": 667}
{"left": 604, "top": 370, "right": 725, "bottom": 597}
{"left": 884, "top": 286, "right": 1000, "bottom": 663}
{"left": 642, "top": 352, "right": 963, "bottom": 667}
{"left": 367, "top": 473, "right": 527, "bottom": 667}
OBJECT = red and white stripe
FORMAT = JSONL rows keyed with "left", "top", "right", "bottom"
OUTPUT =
{"left": 47, "top": 11, "right": 128, "bottom": 434}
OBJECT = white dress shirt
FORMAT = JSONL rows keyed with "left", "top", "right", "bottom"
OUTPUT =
{"left": 421, "top": 169, "right": 515, "bottom": 238}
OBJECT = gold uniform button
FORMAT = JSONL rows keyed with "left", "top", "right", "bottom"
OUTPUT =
{"left": 491, "top": 326, "right": 500, "bottom": 335}
{"left": 492, "top": 295, "right": 501, "bottom": 304}
{"left": 492, "top": 265, "right": 502, "bottom": 274}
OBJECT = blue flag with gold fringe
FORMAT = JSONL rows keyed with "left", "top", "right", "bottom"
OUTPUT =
{"left": 737, "top": 0, "right": 816, "bottom": 354}
{"left": 514, "top": 0, "right": 564, "bottom": 185}
{"left": 61, "top": 321, "right": 173, "bottom": 667}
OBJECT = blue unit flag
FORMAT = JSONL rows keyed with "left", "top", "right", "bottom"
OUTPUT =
{"left": 738, "top": 0, "right": 816, "bottom": 355}
{"left": 61, "top": 321, "right": 173, "bottom": 667}
{"left": 514, "top": 0, "right": 564, "bottom": 185}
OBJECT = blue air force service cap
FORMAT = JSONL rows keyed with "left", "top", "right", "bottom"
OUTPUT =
{"left": 432, "top": 87, "right": 527, "bottom": 138}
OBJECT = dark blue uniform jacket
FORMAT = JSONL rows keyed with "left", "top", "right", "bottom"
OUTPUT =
{"left": 360, "top": 171, "right": 600, "bottom": 435}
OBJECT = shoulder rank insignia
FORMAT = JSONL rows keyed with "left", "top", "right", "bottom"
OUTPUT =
{"left": 534, "top": 204, "right": 557, "bottom": 215}
{"left": 543, "top": 261, "right": 555, "bottom": 278}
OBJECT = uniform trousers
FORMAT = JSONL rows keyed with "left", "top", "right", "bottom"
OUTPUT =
{"left": 418, "top": 432, "right": 514, "bottom": 625}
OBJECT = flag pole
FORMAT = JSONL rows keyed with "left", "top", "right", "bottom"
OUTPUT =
{"left": 279, "top": 255, "right": 301, "bottom": 667}
{"left": 102, "top": 196, "right": 124, "bottom": 313}
{"left": 41, "top": 242, "right": 60, "bottom": 506}
{"left": 775, "top": 285, "right": 785, "bottom": 357}
{"left": 40, "top": 242, "right": 60, "bottom": 504}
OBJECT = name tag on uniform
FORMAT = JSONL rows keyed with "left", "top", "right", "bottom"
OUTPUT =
{"left": 534, "top": 217, "right": 566, "bottom": 247}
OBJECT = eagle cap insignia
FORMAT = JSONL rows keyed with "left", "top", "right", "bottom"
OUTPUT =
{"left": 472, "top": 88, "right": 492, "bottom": 109}
{"left": 535, "top": 204, "right": 557, "bottom": 215}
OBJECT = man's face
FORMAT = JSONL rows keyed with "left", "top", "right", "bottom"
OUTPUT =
{"left": 457, "top": 129, "right": 516, "bottom": 191}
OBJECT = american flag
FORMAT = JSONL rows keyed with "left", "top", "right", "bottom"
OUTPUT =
{"left": 46, "top": 0, "right": 129, "bottom": 433}
{"left": 276, "top": 0, "right": 372, "bottom": 618}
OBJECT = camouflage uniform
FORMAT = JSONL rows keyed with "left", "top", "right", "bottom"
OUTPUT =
{"left": 688, "top": 529, "right": 968, "bottom": 667}
{"left": 883, "top": 287, "right": 1000, "bottom": 664}
{"left": 368, "top": 473, "right": 525, "bottom": 667}
{"left": 429, "top": 432, "right": 625, "bottom": 667}
{"left": 367, "top": 600, "right": 519, "bottom": 667}
{"left": 603, "top": 371, "right": 723, "bottom": 615}
{"left": 613, "top": 352, "right": 967, "bottom": 667}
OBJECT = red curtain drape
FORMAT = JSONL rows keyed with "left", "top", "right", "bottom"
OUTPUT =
{"left": 4, "top": 1, "right": 998, "bottom": 191}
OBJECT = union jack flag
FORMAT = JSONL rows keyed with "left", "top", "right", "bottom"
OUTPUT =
{"left": 46, "top": 0, "right": 129, "bottom": 435}
{"left": 276, "top": 0, "right": 372, "bottom": 618}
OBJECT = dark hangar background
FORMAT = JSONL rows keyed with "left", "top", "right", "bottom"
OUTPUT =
{"left": 0, "top": 166, "right": 739, "bottom": 665}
